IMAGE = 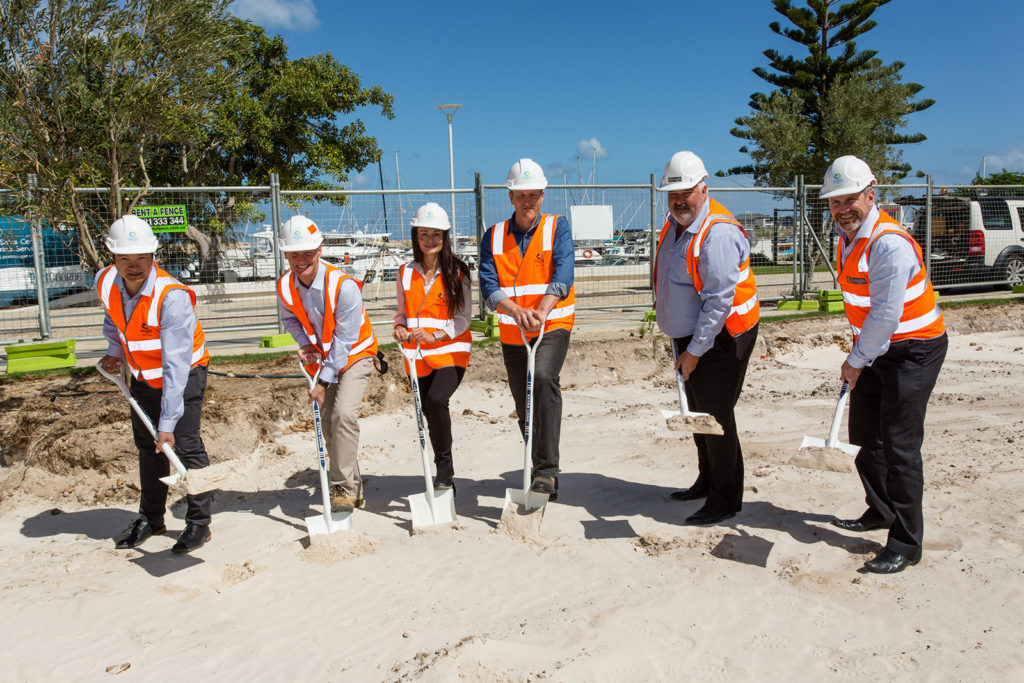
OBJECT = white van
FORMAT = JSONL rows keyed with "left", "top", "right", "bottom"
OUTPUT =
{"left": 902, "top": 194, "right": 1024, "bottom": 287}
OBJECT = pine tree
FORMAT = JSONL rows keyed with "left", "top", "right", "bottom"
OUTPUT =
{"left": 728, "top": 0, "right": 933, "bottom": 186}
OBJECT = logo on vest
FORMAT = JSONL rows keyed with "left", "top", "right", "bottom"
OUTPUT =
{"left": 846, "top": 276, "right": 867, "bottom": 285}
{"left": 535, "top": 253, "right": 543, "bottom": 260}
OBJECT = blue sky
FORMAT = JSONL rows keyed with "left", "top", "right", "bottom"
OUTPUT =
{"left": 231, "top": 0, "right": 1024, "bottom": 190}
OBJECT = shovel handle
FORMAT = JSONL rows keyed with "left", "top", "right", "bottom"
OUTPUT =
{"left": 825, "top": 380, "right": 851, "bottom": 447}
{"left": 96, "top": 363, "right": 188, "bottom": 478}
{"left": 669, "top": 342, "right": 692, "bottom": 415}
{"left": 401, "top": 344, "right": 437, "bottom": 518}
{"left": 519, "top": 325, "right": 544, "bottom": 496}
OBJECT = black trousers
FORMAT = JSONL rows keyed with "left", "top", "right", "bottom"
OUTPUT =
{"left": 130, "top": 365, "right": 212, "bottom": 527}
{"left": 417, "top": 365, "right": 466, "bottom": 464}
{"left": 501, "top": 328, "right": 570, "bottom": 478}
{"left": 674, "top": 324, "right": 758, "bottom": 514}
{"left": 849, "top": 333, "right": 947, "bottom": 557}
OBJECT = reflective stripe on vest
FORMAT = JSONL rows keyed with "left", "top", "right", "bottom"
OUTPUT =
{"left": 489, "top": 214, "right": 575, "bottom": 345}
{"left": 837, "top": 210, "right": 945, "bottom": 343}
{"left": 277, "top": 260, "right": 378, "bottom": 377}
{"left": 653, "top": 198, "right": 760, "bottom": 337}
{"left": 96, "top": 265, "right": 209, "bottom": 388}
{"left": 399, "top": 262, "right": 472, "bottom": 377}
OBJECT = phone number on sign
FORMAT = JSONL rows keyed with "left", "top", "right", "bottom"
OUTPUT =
{"left": 148, "top": 216, "right": 186, "bottom": 227}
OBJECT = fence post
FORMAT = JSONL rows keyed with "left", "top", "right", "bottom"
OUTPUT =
{"left": 792, "top": 176, "right": 801, "bottom": 299}
{"left": 649, "top": 173, "right": 657, "bottom": 308}
{"left": 269, "top": 172, "right": 284, "bottom": 333}
{"left": 925, "top": 174, "right": 933, "bottom": 275}
{"left": 474, "top": 172, "right": 486, "bottom": 320}
{"left": 27, "top": 174, "right": 51, "bottom": 340}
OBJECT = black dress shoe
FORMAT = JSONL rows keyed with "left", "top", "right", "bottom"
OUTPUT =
{"left": 864, "top": 548, "right": 920, "bottom": 574}
{"left": 172, "top": 523, "right": 211, "bottom": 554}
{"left": 114, "top": 517, "right": 166, "bottom": 549}
{"left": 684, "top": 507, "right": 736, "bottom": 526}
{"left": 831, "top": 513, "right": 888, "bottom": 533}
{"left": 530, "top": 475, "right": 558, "bottom": 502}
{"left": 670, "top": 486, "right": 708, "bottom": 501}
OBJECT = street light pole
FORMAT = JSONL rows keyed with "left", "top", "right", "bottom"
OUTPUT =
{"left": 436, "top": 104, "right": 461, "bottom": 229}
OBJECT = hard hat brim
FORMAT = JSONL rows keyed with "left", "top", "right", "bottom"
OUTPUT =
{"left": 105, "top": 238, "right": 157, "bottom": 254}
{"left": 506, "top": 181, "right": 548, "bottom": 191}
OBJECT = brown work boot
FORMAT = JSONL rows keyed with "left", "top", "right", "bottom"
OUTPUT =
{"left": 330, "top": 485, "right": 356, "bottom": 513}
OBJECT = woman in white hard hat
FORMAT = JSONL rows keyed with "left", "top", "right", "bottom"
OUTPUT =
{"left": 393, "top": 203, "right": 473, "bottom": 491}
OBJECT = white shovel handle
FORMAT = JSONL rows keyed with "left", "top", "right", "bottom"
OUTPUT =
{"left": 295, "top": 354, "right": 336, "bottom": 532}
{"left": 519, "top": 324, "right": 545, "bottom": 497}
{"left": 670, "top": 341, "right": 693, "bottom": 415}
{"left": 401, "top": 343, "right": 437, "bottom": 520}
{"left": 96, "top": 363, "right": 188, "bottom": 479}
{"left": 825, "top": 380, "right": 851, "bottom": 448}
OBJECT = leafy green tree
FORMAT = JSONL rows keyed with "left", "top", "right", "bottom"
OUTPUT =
{"left": 972, "top": 169, "right": 1024, "bottom": 186}
{"left": 1, "top": 0, "right": 240, "bottom": 269}
{"left": 728, "top": 0, "right": 933, "bottom": 186}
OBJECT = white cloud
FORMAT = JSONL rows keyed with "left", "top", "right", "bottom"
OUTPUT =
{"left": 232, "top": 0, "right": 319, "bottom": 31}
{"left": 577, "top": 137, "right": 609, "bottom": 160}
{"left": 984, "top": 145, "right": 1024, "bottom": 172}
{"left": 351, "top": 173, "right": 373, "bottom": 189}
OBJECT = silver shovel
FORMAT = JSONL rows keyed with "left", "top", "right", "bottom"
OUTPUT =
{"left": 97, "top": 363, "right": 188, "bottom": 489}
{"left": 660, "top": 342, "right": 723, "bottom": 434}
{"left": 297, "top": 357, "right": 352, "bottom": 536}
{"left": 799, "top": 380, "right": 861, "bottom": 457}
{"left": 502, "top": 326, "right": 550, "bottom": 514}
{"left": 402, "top": 344, "right": 456, "bottom": 529}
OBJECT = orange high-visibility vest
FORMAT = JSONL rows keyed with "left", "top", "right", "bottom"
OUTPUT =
{"left": 398, "top": 263, "right": 472, "bottom": 377}
{"left": 837, "top": 210, "right": 944, "bottom": 343}
{"left": 655, "top": 198, "right": 760, "bottom": 337}
{"left": 489, "top": 213, "right": 575, "bottom": 345}
{"left": 277, "top": 260, "right": 378, "bottom": 377}
{"left": 96, "top": 265, "right": 209, "bottom": 388}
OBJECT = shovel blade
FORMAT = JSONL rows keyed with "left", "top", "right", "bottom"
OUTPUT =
{"left": 799, "top": 435, "right": 860, "bottom": 457}
{"left": 503, "top": 487, "right": 548, "bottom": 514}
{"left": 159, "top": 474, "right": 181, "bottom": 487}
{"left": 409, "top": 489, "right": 457, "bottom": 529}
{"left": 660, "top": 409, "right": 680, "bottom": 419}
{"left": 305, "top": 510, "right": 352, "bottom": 536}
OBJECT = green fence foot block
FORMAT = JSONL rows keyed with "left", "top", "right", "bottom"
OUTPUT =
{"left": 817, "top": 289, "right": 843, "bottom": 302}
{"left": 818, "top": 301, "right": 845, "bottom": 313}
{"left": 7, "top": 354, "right": 77, "bottom": 374}
{"left": 1011, "top": 285, "right": 1023, "bottom": 294}
{"left": 642, "top": 310, "right": 657, "bottom": 322}
{"left": 5, "top": 339, "right": 77, "bottom": 374}
{"left": 259, "top": 333, "right": 296, "bottom": 348}
{"left": 777, "top": 300, "right": 818, "bottom": 311}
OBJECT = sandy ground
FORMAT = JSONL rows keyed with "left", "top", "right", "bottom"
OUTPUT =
{"left": 1, "top": 302, "right": 1023, "bottom": 680}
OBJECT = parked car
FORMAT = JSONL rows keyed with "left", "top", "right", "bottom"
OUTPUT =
{"left": 898, "top": 194, "right": 1024, "bottom": 288}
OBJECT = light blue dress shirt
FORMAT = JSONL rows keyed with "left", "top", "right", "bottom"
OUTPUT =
{"left": 99, "top": 267, "right": 197, "bottom": 432}
{"left": 839, "top": 205, "right": 921, "bottom": 368}
{"left": 655, "top": 197, "right": 751, "bottom": 356}
{"left": 279, "top": 260, "right": 366, "bottom": 384}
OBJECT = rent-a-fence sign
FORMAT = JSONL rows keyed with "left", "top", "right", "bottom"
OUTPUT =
{"left": 131, "top": 205, "right": 188, "bottom": 232}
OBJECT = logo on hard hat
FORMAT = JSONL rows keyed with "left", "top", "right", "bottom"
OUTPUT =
{"left": 426, "top": 210, "right": 434, "bottom": 218}
{"left": 667, "top": 176, "right": 681, "bottom": 183}
{"left": 307, "top": 225, "right": 317, "bottom": 235}
{"left": 128, "top": 231, "right": 138, "bottom": 240}
{"left": 833, "top": 172, "right": 842, "bottom": 181}
{"left": 293, "top": 229, "right": 302, "bottom": 238}
{"left": 523, "top": 170, "right": 532, "bottom": 179}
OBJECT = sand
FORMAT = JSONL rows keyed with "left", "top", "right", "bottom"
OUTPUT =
{"left": 1, "top": 301, "right": 1023, "bottom": 679}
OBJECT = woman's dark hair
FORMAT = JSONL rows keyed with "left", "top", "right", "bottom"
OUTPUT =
{"left": 411, "top": 226, "right": 470, "bottom": 314}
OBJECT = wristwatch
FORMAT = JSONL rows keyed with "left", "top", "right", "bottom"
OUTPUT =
{"left": 433, "top": 331, "right": 444, "bottom": 342}
{"left": 317, "top": 378, "right": 331, "bottom": 389}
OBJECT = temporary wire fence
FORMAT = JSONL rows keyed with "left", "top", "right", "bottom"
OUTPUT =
{"left": 3, "top": 175, "right": 1024, "bottom": 346}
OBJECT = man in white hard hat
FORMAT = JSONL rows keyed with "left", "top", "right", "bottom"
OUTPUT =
{"left": 276, "top": 215, "right": 379, "bottom": 513}
{"left": 821, "top": 155, "right": 947, "bottom": 574}
{"left": 479, "top": 158, "right": 575, "bottom": 499}
{"left": 97, "top": 215, "right": 213, "bottom": 553}
{"left": 654, "top": 151, "right": 760, "bottom": 526}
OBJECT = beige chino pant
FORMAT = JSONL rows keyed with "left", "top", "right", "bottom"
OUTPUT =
{"left": 320, "top": 357, "right": 374, "bottom": 497}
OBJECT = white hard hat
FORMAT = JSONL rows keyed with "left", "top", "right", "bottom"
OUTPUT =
{"left": 820, "top": 155, "right": 877, "bottom": 198}
{"left": 410, "top": 202, "right": 451, "bottom": 231}
{"left": 657, "top": 151, "right": 708, "bottom": 191}
{"left": 505, "top": 158, "right": 548, "bottom": 191}
{"left": 278, "top": 215, "right": 323, "bottom": 252}
{"left": 105, "top": 215, "right": 158, "bottom": 254}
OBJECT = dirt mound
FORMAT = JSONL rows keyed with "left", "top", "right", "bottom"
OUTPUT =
{"left": 1, "top": 301, "right": 1019, "bottom": 505}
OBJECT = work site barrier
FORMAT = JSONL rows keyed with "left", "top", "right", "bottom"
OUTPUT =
{"left": 3, "top": 175, "right": 1022, "bottom": 346}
